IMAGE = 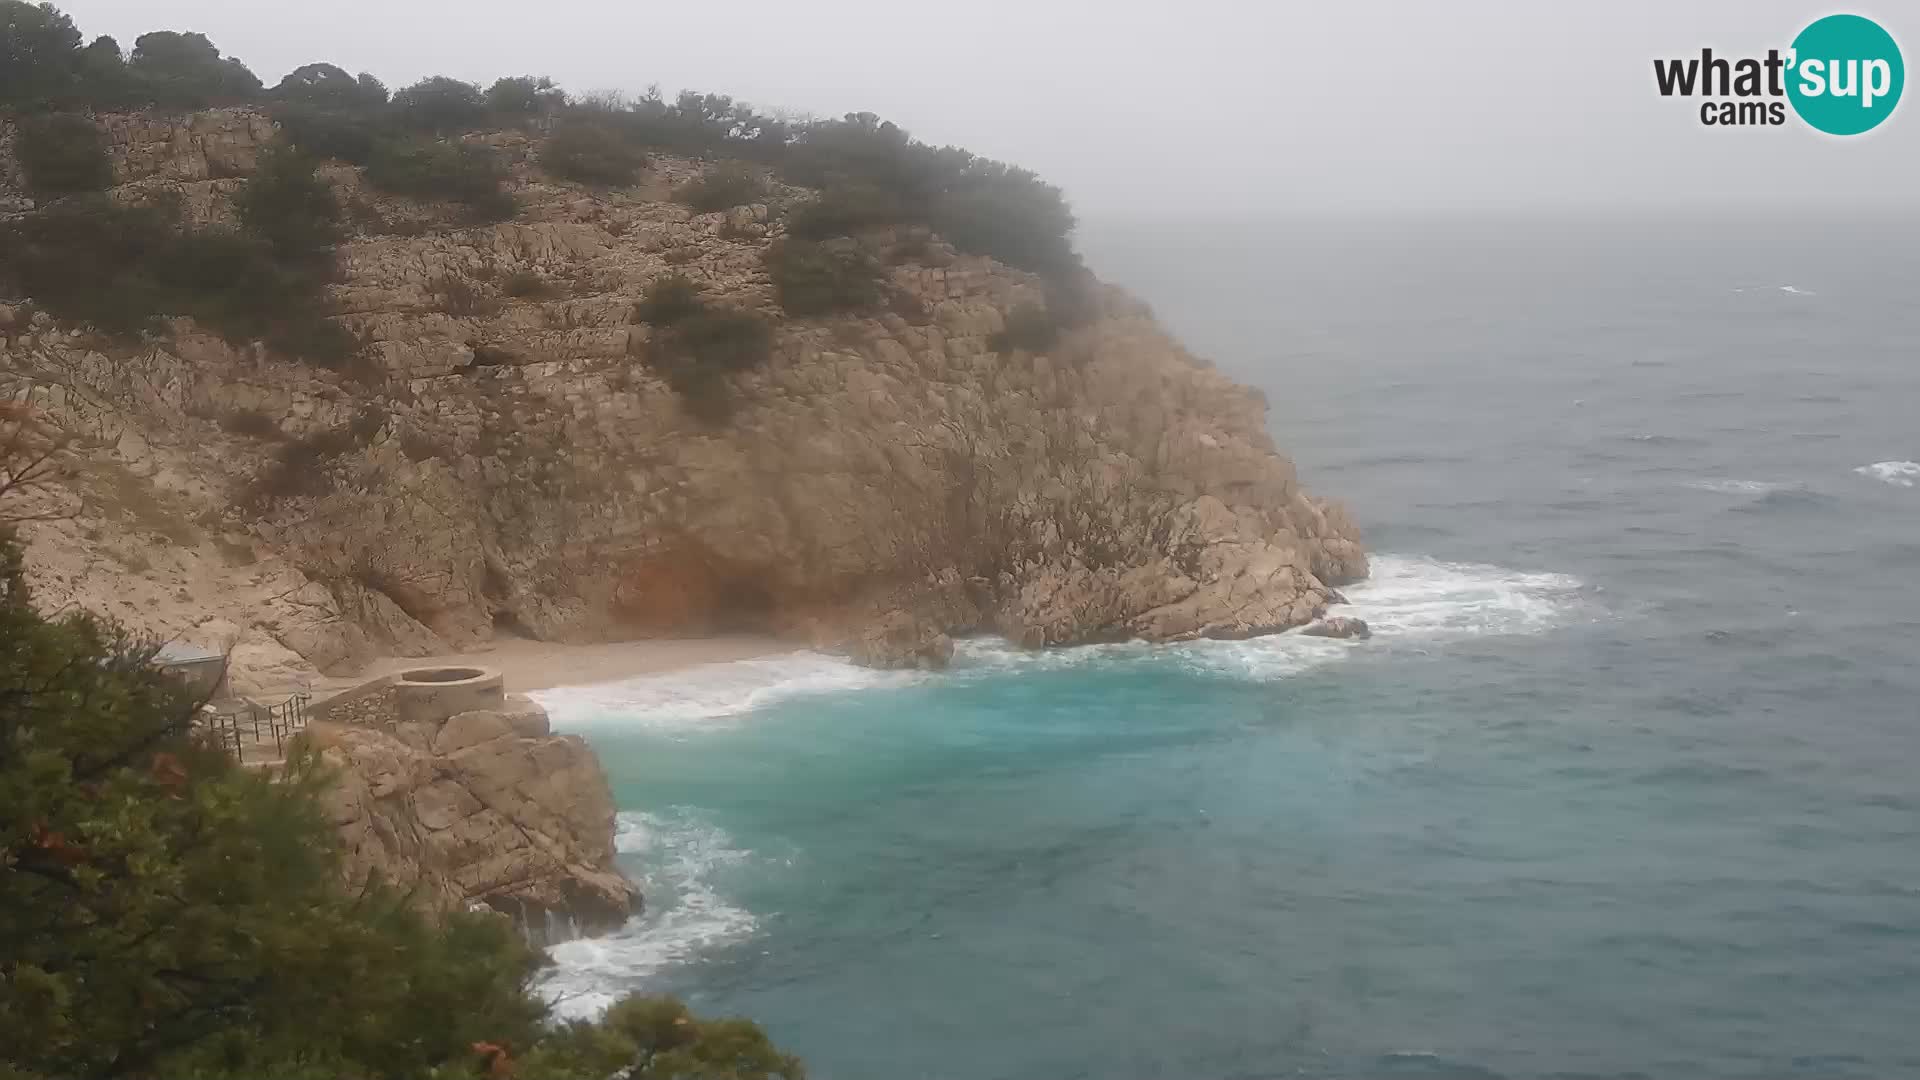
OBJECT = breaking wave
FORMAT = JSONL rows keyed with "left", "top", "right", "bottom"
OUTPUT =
{"left": 1855, "top": 461, "right": 1920, "bottom": 488}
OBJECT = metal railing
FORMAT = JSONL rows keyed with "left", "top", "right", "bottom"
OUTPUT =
{"left": 202, "top": 691, "right": 312, "bottom": 761}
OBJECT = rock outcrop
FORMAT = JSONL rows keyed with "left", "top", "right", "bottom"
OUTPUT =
{"left": 1300, "top": 616, "right": 1372, "bottom": 640}
{"left": 305, "top": 676, "right": 638, "bottom": 939}
{"left": 0, "top": 108, "right": 1368, "bottom": 693}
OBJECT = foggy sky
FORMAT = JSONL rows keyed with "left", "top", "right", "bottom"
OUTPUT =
{"left": 54, "top": 0, "right": 1919, "bottom": 218}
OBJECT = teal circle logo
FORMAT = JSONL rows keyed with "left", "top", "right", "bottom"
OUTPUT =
{"left": 1786, "top": 14, "right": 1904, "bottom": 135}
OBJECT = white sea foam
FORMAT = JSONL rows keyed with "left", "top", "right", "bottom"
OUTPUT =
{"left": 1855, "top": 460, "right": 1920, "bottom": 488}
{"left": 534, "top": 553, "right": 1587, "bottom": 1014}
{"left": 1336, "top": 553, "right": 1585, "bottom": 639}
{"left": 535, "top": 556, "right": 1590, "bottom": 731}
{"left": 1686, "top": 478, "right": 1792, "bottom": 495}
{"left": 936, "top": 555, "right": 1587, "bottom": 683}
{"left": 530, "top": 651, "right": 915, "bottom": 733}
{"left": 1778, "top": 284, "right": 1814, "bottom": 295}
{"left": 540, "top": 810, "right": 758, "bottom": 1019}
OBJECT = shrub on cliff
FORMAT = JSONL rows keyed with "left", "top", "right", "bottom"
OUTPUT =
{"left": 633, "top": 273, "right": 703, "bottom": 326}
{"left": 990, "top": 301, "right": 1061, "bottom": 353}
{"left": 0, "top": 0, "right": 85, "bottom": 108}
{"left": 931, "top": 164, "right": 1078, "bottom": 275}
{"left": 0, "top": 193, "right": 342, "bottom": 358}
{"left": 517, "top": 995, "right": 805, "bottom": 1080}
{"left": 786, "top": 182, "right": 910, "bottom": 241}
{"left": 624, "top": 88, "right": 790, "bottom": 161}
{"left": 766, "top": 239, "right": 886, "bottom": 317}
{"left": 646, "top": 308, "right": 773, "bottom": 424}
{"left": 270, "top": 61, "right": 387, "bottom": 111}
{"left": 391, "top": 74, "right": 486, "bottom": 134}
{"left": 126, "top": 29, "right": 262, "bottom": 108}
{"left": 487, "top": 74, "right": 565, "bottom": 116}
{"left": 12, "top": 111, "right": 112, "bottom": 201}
{"left": 236, "top": 142, "right": 343, "bottom": 262}
{"left": 366, "top": 138, "right": 515, "bottom": 221}
{"left": 0, "top": 2, "right": 132, "bottom": 109}
{"left": 781, "top": 113, "right": 1077, "bottom": 274}
{"left": 270, "top": 102, "right": 386, "bottom": 164}
{"left": 674, "top": 162, "right": 762, "bottom": 212}
{"left": 542, "top": 119, "right": 647, "bottom": 186}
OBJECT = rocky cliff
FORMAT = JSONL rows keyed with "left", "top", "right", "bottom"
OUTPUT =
{"left": 304, "top": 676, "right": 638, "bottom": 939}
{"left": 0, "top": 108, "right": 1366, "bottom": 691}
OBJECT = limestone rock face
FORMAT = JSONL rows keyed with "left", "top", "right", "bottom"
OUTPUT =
{"left": 311, "top": 689, "right": 638, "bottom": 939}
{"left": 848, "top": 611, "right": 955, "bottom": 670}
{"left": 1, "top": 109, "right": 1369, "bottom": 688}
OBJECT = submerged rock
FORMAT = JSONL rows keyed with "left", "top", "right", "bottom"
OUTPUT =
{"left": 1300, "top": 616, "right": 1372, "bottom": 640}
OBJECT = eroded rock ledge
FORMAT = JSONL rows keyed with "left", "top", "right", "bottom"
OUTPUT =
{"left": 307, "top": 670, "right": 638, "bottom": 940}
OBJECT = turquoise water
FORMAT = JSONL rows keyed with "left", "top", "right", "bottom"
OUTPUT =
{"left": 537, "top": 218, "right": 1920, "bottom": 1079}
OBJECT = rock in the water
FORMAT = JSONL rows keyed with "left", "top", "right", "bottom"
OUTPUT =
{"left": 309, "top": 686, "right": 639, "bottom": 941}
{"left": 848, "top": 610, "right": 954, "bottom": 670}
{"left": 1300, "top": 616, "right": 1372, "bottom": 640}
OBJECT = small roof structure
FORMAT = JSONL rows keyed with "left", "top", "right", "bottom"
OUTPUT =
{"left": 153, "top": 642, "right": 225, "bottom": 667}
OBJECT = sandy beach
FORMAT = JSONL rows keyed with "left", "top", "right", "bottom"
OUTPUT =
{"left": 314, "top": 634, "right": 791, "bottom": 697}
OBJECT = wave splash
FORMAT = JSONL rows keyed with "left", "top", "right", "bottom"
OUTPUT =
{"left": 540, "top": 810, "right": 758, "bottom": 1019}
{"left": 1687, "top": 478, "right": 1792, "bottom": 495}
{"left": 538, "top": 555, "right": 1591, "bottom": 730}
{"left": 1855, "top": 461, "right": 1919, "bottom": 488}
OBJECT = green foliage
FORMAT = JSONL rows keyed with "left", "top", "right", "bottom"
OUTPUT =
{"left": 366, "top": 139, "right": 515, "bottom": 221}
{"left": 0, "top": 525, "right": 538, "bottom": 1080}
{"left": 391, "top": 74, "right": 486, "bottom": 133}
{"left": 766, "top": 239, "right": 886, "bottom": 317}
{"left": 931, "top": 163, "right": 1080, "bottom": 275}
{"left": 0, "top": 1, "right": 81, "bottom": 107}
{"left": 785, "top": 182, "right": 909, "bottom": 241}
{"left": 235, "top": 141, "right": 342, "bottom": 262}
{"left": 263, "top": 312, "right": 361, "bottom": 369}
{"left": 12, "top": 111, "right": 110, "bottom": 201}
{"left": 249, "top": 409, "right": 381, "bottom": 501}
{"left": 216, "top": 407, "right": 283, "bottom": 439}
{"left": 269, "top": 102, "right": 385, "bottom": 164}
{"left": 632, "top": 273, "right": 702, "bottom": 326}
{"left": 0, "top": 197, "right": 336, "bottom": 347}
{"left": 519, "top": 996, "right": 805, "bottom": 1080}
{"left": 623, "top": 89, "right": 791, "bottom": 162}
{"left": 542, "top": 119, "right": 646, "bottom": 186}
{"left": 127, "top": 29, "right": 261, "bottom": 107}
{"left": 990, "top": 300, "right": 1060, "bottom": 353}
{"left": 781, "top": 113, "right": 1077, "bottom": 273}
{"left": 646, "top": 308, "right": 774, "bottom": 424}
{"left": 431, "top": 274, "right": 500, "bottom": 317}
{"left": 270, "top": 61, "right": 387, "bottom": 111}
{"left": 674, "top": 162, "right": 762, "bottom": 213}
{"left": 0, "top": 435, "right": 813, "bottom": 1080}
{"left": 502, "top": 269, "right": 559, "bottom": 299}
{"left": 487, "top": 74, "right": 564, "bottom": 115}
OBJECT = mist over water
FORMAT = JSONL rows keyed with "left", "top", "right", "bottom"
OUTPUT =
{"left": 537, "top": 216, "right": 1920, "bottom": 1079}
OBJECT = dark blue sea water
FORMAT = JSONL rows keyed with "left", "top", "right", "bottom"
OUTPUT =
{"left": 537, "top": 216, "right": 1920, "bottom": 1080}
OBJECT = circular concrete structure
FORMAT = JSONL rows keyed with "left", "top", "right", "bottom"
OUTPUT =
{"left": 393, "top": 666, "right": 505, "bottom": 727}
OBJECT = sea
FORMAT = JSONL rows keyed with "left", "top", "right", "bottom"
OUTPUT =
{"left": 531, "top": 215, "right": 1920, "bottom": 1080}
